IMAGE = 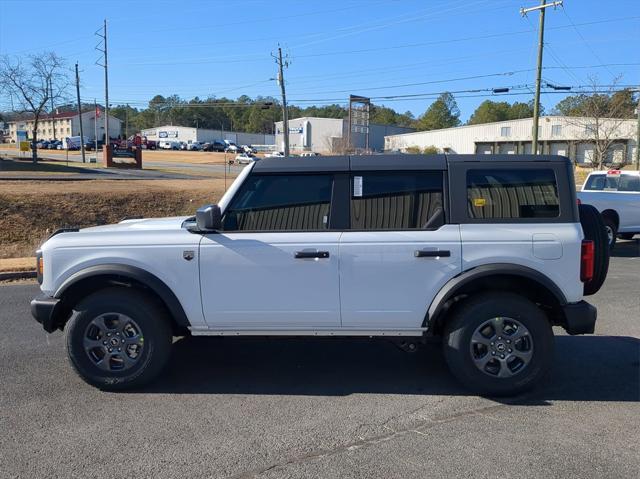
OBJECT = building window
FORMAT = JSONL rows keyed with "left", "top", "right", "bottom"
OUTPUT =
{"left": 67, "top": 128, "right": 70, "bottom": 134}
{"left": 500, "top": 127, "right": 511, "bottom": 137}
{"left": 350, "top": 171, "right": 444, "bottom": 230}
{"left": 551, "top": 124, "right": 562, "bottom": 136}
{"left": 467, "top": 169, "right": 559, "bottom": 219}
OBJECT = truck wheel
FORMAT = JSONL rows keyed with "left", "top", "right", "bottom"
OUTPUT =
{"left": 65, "top": 288, "right": 172, "bottom": 391}
{"left": 602, "top": 216, "right": 617, "bottom": 250}
{"left": 579, "top": 203, "right": 610, "bottom": 296}
{"left": 442, "top": 292, "right": 554, "bottom": 397}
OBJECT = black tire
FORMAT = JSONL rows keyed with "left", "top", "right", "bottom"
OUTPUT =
{"left": 602, "top": 215, "right": 617, "bottom": 251}
{"left": 64, "top": 288, "right": 173, "bottom": 391}
{"left": 619, "top": 233, "right": 636, "bottom": 240}
{"left": 579, "top": 203, "right": 610, "bottom": 295}
{"left": 443, "top": 292, "right": 554, "bottom": 397}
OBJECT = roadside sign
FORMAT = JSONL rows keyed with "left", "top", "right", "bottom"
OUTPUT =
{"left": 19, "top": 141, "right": 30, "bottom": 152}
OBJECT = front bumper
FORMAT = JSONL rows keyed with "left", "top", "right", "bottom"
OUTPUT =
{"left": 562, "top": 300, "right": 597, "bottom": 335}
{"left": 30, "top": 294, "right": 61, "bottom": 333}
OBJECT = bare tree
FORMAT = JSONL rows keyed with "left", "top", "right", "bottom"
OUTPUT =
{"left": 562, "top": 77, "right": 633, "bottom": 169}
{"left": 0, "top": 52, "right": 70, "bottom": 163}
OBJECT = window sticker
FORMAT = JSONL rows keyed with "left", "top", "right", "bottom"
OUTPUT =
{"left": 474, "top": 198, "right": 486, "bottom": 207}
{"left": 353, "top": 176, "right": 363, "bottom": 197}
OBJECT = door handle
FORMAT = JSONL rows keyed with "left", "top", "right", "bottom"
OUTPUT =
{"left": 414, "top": 249, "right": 451, "bottom": 258}
{"left": 295, "top": 251, "right": 330, "bottom": 259}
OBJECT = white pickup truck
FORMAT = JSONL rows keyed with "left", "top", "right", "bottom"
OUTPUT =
{"left": 577, "top": 169, "right": 640, "bottom": 249}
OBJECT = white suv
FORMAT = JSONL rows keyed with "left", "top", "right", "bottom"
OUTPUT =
{"left": 31, "top": 155, "right": 608, "bottom": 395}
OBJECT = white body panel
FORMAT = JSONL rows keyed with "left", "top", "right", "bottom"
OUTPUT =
{"left": 199, "top": 232, "right": 341, "bottom": 329}
{"left": 39, "top": 217, "right": 207, "bottom": 328}
{"left": 460, "top": 223, "right": 584, "bottom": 303}
{"left": 578, "top": 172, "right": 640, "bottom": 233}
{"left": 339, "top": 226, "right": 462, "bottom": 328}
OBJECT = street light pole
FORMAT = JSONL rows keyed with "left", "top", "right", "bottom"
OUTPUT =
{"left": 521, "top": 0, "right": 562, "bottom": 155}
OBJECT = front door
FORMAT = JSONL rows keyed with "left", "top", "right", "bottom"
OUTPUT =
{"left": 199, "top": 172, "right": 341, "bottom": 329}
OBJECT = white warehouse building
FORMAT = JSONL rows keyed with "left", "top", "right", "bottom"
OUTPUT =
{"left": 141, "top": 125, "right": 274, "bottom": 146}
{"left": 274, "top": 117, "right": 415, "bottom": 154}
{"left": 385, "top": 116, "right": 638, "bottom": 164}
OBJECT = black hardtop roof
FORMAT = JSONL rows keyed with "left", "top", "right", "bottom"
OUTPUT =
{"left": 252, "top": 154, "right": 571, "bottom": 173}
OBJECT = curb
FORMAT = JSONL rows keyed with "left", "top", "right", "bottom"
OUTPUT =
{"left": 0, "top": 271, "right": 37, "bottom": 281}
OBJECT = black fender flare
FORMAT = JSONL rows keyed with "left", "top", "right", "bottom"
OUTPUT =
{"left": 424, "top": 263, "right": 568, "bottom": 329}
{"left": 54, "top": 264, "right": 190, "bottom": 328}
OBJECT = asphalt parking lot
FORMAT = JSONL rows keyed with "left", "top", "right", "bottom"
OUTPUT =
{"left": 1, "top": 242, "right": 638, "bottom": 478}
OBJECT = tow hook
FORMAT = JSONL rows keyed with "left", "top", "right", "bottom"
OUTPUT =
{"left": 392, "top": 339, "right": 421, "bottom": 353}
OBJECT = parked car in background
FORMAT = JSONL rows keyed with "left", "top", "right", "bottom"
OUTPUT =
{"left": 85, "top": 140, "right": 105, "bottom": 151}
{"left": 179, "top": 142, "right": 188, "bottom": 150}
{"left": 36, "top": 140, "right": 49, "bottom": 149}
{"left": 235, "top": 153, "right": 258, "bottom": 164}
{"left": 158, "top": 140, "right": 180, "bottom": 150}
{"left": 265, "top": 151, "right": 285, "bottom": 158}
{"left": 187, "top": 142, "right": 202, "bottom": 151}
{"left": 242, "top": 145, "right": 257, "bottom": 154}
{"left": 203, "top": 141, "right": 226, "bottom": 152}
{"left": 577, "top": 169, "right": 640, "bottom": 248}
{"left": 225, "top": 142, "right": 240, "bottom": 153}
{"left": 62, "top": 137, "right": 82, "bottom": 150}
{"left": 47, "top": 141, "right": 60, "bottom": 149}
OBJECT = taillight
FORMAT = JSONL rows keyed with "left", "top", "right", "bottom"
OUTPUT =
{"left": 36, "top": 251, "right": 43, "bottom": 285}
{"left": 580, "top": 240, "right": 594, "bottom": 282}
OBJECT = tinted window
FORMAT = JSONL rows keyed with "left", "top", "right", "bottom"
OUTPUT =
{"left": 223, "top": 174, "right": 332, "bottom": 231}
{"left": 584, "top": 174, "right": 640, "bottom": 192}
{"left": 467, "top": 169, "right": 559, "bottom": 219}
{"left": 350, "top": 172, "right": 444, "bottom": 229}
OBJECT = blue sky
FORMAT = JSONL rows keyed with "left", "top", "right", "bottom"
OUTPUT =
{"left": 1, "top": 0, "right": 638, "bottom": 121}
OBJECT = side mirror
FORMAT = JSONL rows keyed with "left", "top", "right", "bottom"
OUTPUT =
{"left": 196, "top": 204, "right": 222, "bottom": 231}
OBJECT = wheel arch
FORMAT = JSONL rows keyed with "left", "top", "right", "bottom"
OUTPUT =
{"left": 425, "top": 264, "right": 568, "bottom": 335}
{"left": 600, "top": 209, "right": 619, "bottom": 228}
{"left": 51, "top": 264, "right": 190, "bottom": 334}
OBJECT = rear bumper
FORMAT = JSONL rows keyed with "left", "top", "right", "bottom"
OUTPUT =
{"left": 562, "top": 300, "right": 597, "bottom": 335}
{"left": 30, "top": 294, "right": 60, "bottom": 333}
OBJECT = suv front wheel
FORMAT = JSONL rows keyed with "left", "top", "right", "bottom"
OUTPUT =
{"left": 64, "top": 288, "right": 173, "bottom": 391}
{"left": 443, "top": 292, "right": 553, "bottom": 397}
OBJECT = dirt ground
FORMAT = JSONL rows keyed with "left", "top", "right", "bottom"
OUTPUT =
{"left": 0, "top": 257, "right": 34, "bottom": 272}
{"left": 0, "top": 178, "right": 229, "bottom": 259}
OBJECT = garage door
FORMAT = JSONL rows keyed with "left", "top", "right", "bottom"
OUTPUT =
{"left": 576, "top": 143, "right": 594, "bottom": 164}
{"left": 498, "top": 143, "right": 516, "bottom": 154}
{"left": 550, "top": 143, "right": 568, "bottom": 157}
{"left": 476, "top": 144, "right": 493, "bottom": 155}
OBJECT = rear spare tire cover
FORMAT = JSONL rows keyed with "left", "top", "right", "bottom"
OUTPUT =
{"left": 579, "top": 203, "right": 609, "bottom": 295}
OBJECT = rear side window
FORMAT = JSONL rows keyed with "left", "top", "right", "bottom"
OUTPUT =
{"left": 350, "top": 171, "right": 444, "bottom": 229}
{"left": 584, "top": 174, "right": 640, "bottom": 192}
{"left": 467, "top": 169, "right": 559, "bottom": 219}
{"left": 223, "top": 174, "right": 332, "bottom": 231}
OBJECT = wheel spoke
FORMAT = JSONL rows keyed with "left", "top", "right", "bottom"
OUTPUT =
{"left": 83, "top": 336, "right": 104, "bottom": 350}
{"left": 492, "top": 317, "right": 505, "bottom": 336}
{"left": 496, "top": 359, "right": 514, "bottom": 378}
{"left": 507, "top": 326, "right": 529, "bottom": 342}
{"left": 471, "top": 329, "right": 492, "bottom": 347}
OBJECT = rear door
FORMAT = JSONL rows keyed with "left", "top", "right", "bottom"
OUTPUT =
{"left": 339, "top": 169, "right": 462, "bottom": 330}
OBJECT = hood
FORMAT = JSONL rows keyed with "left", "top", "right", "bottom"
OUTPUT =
{"left": 79, "top": 216, "right": 192, "bottom": 233}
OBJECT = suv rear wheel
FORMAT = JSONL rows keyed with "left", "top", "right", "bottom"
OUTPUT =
{"left": 443, "top": 292, "right": 553, "bottom": 397}
{"left": 65, "top": 288, "right": 173, "bottom": 391}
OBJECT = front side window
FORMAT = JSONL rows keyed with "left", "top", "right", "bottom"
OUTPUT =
{"left": 350, "top": 171, "right": 444, "bottom": 229}
{"left": 223, "top": 174, "right": 333, "bottom": 231}
{"left": 467, "top": 169, "right": 559, "bottom": 219}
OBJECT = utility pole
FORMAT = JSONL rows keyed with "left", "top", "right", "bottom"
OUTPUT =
{"left": 521, "top": 0, "right": 562, "bottom": 155}
{"left": 96, "top": 20, "right": 109, "bottom": 144}
{"left": 75, "top": 63, "right": 86, "bottom": 163}
{"left": 94, "top": 98, "right": 98, "bottom": 153}
{"left": 49, "top": 78, "right": 56, "bottom": 141}
{"left": 274, "top": 47, "right": 290, "bottom": 157}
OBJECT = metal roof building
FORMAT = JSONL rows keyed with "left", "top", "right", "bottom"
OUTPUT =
{"left": 384, "top": 116, "right": 638, "bottom": 164}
